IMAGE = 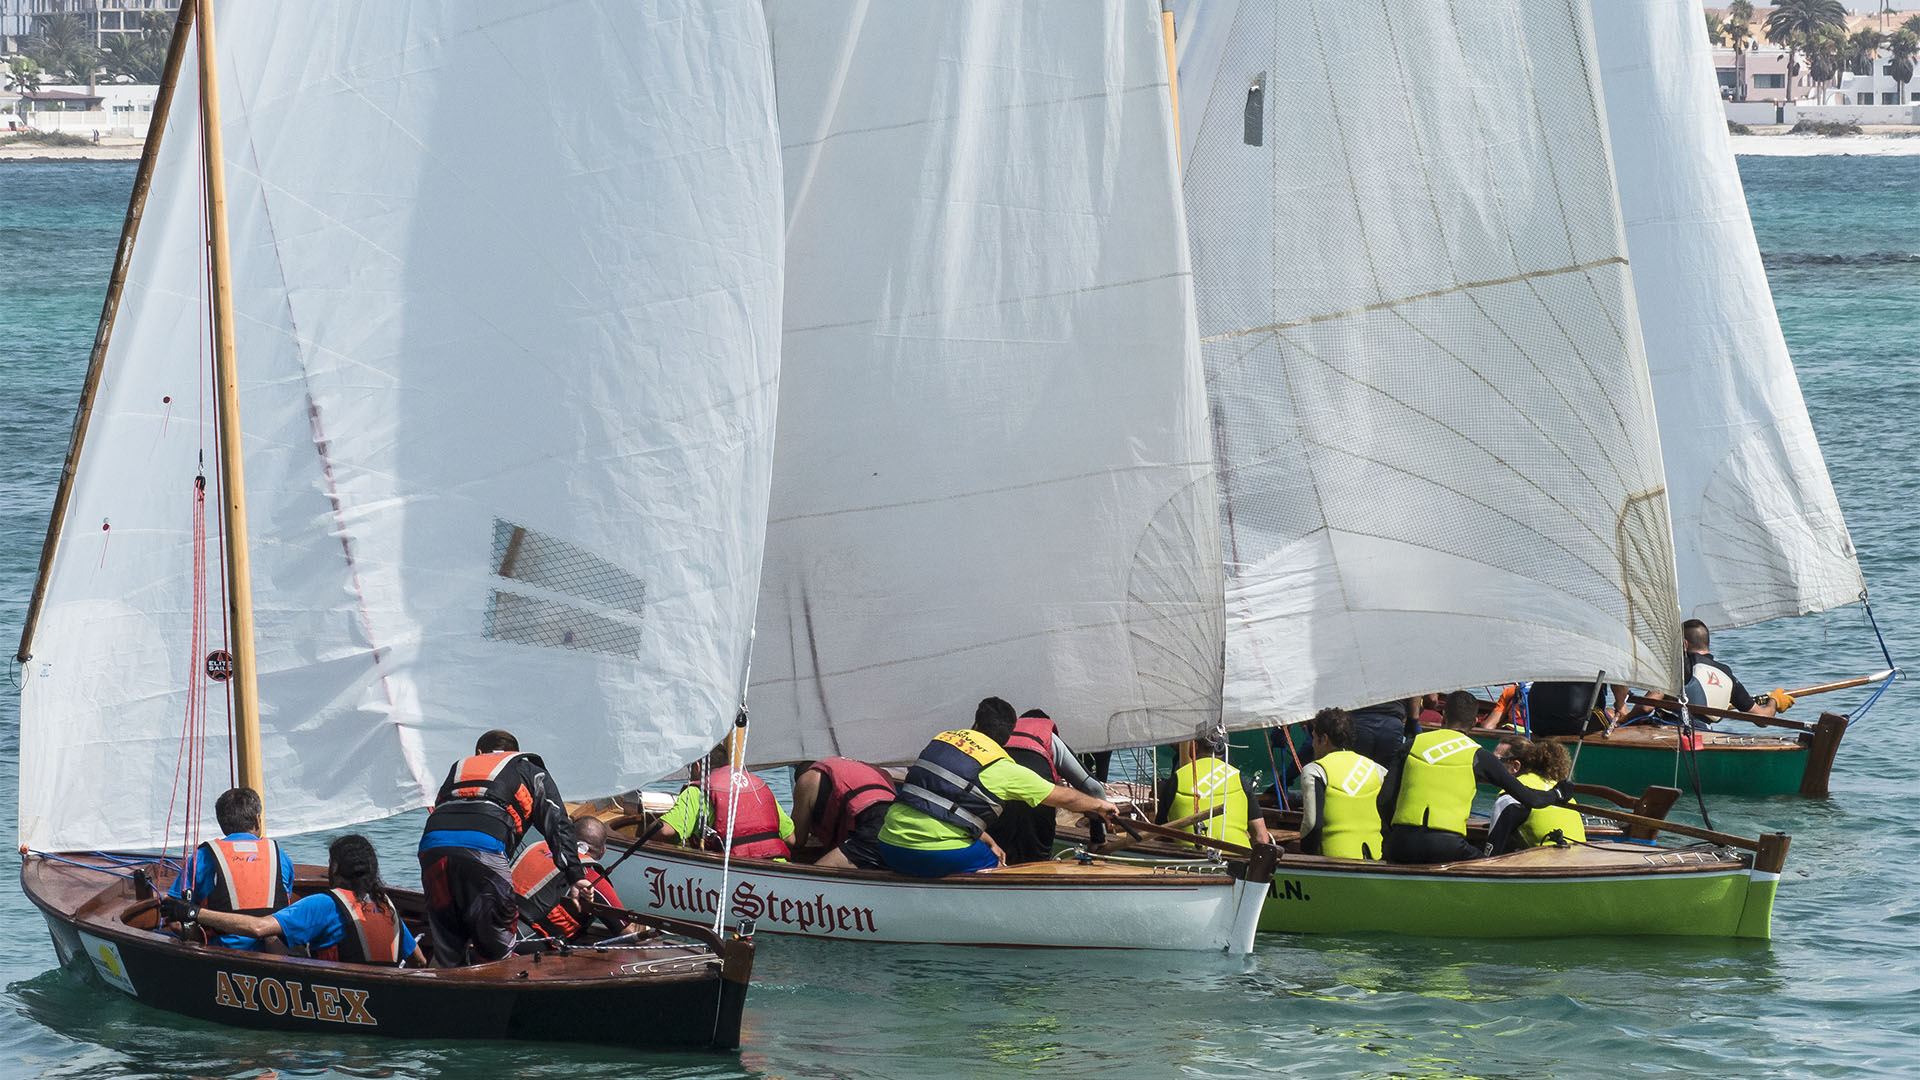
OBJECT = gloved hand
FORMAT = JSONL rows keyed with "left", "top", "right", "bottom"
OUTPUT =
{"left": 158, "top": 895, "right": 199, "bottom": 924}
{"left": 1769, "top": 688, "right": 1796, "bottom": 712}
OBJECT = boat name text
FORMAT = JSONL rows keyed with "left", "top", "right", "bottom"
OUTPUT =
{"left": 644, "top": 866, "right": 878, "bottom": 934}
{"left": 213, "top": 971, "right": 376, "bottom": 1025}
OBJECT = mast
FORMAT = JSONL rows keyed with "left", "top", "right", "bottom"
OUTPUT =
{"left": 195, "top": 0, "right": 265, "bottom": 798}
{"left": 1161, "top": 0, "right": 1182, "bottom": 168}
{"left": 15, "top": 0, "right": 196, "bottom": 665}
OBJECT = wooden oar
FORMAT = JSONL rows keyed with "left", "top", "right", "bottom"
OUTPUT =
{"left": 1783, "top": 669, "right": 1898, "bottom": 698}
{"left": 1556, "top": 800, "right": 1759, "bottom": 852}
{"left": 1624, "top": 694, "right": 1814, "bottom": 732}
{"left": 1112, "top": 812, "right": 1253, "bottom": 859}
{"left": 1161, "top": 804, "right": 1225, "bottom": 832}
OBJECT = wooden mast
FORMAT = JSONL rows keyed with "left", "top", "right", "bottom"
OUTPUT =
{"left": 195, "top": 0, "right": 266, "bottom": 799}
{"left": 15, "top": 0, "right": 197, "bottom": 665}
{"left": 1160, "top": 0, "right": 1182, "bottom": 168}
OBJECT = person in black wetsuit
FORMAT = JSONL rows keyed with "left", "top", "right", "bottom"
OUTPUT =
{"left": 1381, "top": 691, "right": 1570, "bottom": 864}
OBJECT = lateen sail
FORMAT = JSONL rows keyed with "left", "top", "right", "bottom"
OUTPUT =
{"left": 19, "top": 0, "right": 785, "bottom": 851}
{"left": 1175, "top": 0, "right": 1683, "bottom": 728}
{"left": 1592, "top": 0, "right": 1863, "bottom": 628}
{"left": 748, "top": 1, "right": 1223, "bottom": 765}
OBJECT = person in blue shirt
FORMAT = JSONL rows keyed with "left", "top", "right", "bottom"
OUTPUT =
{"left": 164, "top": 834, "right": 425, "bottom": 967}
{"left": 163, "top": 787, "right": 296, "bottom": 951}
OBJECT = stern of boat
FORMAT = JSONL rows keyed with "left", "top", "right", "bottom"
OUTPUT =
{"left": 711, "top": 921, "right": 756, "bottom": 1049}
{"left": 1226, "top": 843, "right": 1279, "bottom": 954}
{"left": 1736, "top": 833, "right": 1791, "bottom": 939}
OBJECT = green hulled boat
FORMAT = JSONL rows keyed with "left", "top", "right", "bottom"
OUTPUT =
{"left": 1457, "top": 715, "right": 1847, "bottom": 798}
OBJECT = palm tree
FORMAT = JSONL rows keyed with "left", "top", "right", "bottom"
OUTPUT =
{"left": 1806, "top": 25, "right": 1848, "bottom": 100}
{"left": 1905, "top": 14, "right": 1920, "bottom": 38}
{"left": 22, "top": 12, "right": 102, "bottom": 85}
{"left": 1728, "top": 1, "right": 1756, "bottom": 101}
{"left": 1766, "top": 0, "right": 1848, "bottom": 102}
{"left": 5, "top": 57, "right": 44, "bottom": 127}
{"left": 1706, "top": 11, "right": 1726, "bottom": 50}
{"left": 1891, "top": 29, "right": 1919, "bottom": 105}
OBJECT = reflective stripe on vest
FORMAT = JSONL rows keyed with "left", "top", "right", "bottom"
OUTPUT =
{"left": 1515, "top": 772, "right": 1585, "bottom": 846}
{"left": 707, "top": 767, "right": 790, "bottom": 859}
{"left": 1166, "top": 757, "right": 1250, "bottom": 849}
{"left": 897, "top": 730, "right": 1009, "bottom": 839}
{"left": 1316, "top": 750, "right": 1384, "bottom": 860}
{"left": 809, "top": 757, "right": 897, "bottom": 848}
{"left": 510, "top": 841, "right": 607, "bottom": 938}
{"left": 1390, "top": 730, "right": 1478, "bottom": 835}
{"left": 1005, "top": 716, "right": 1059, "bottom": 781}
{"left": 201, "top": 837, "right": 288, "bottom": 915}
{"left": 318, "top": 889, "right": 403, "bottom": 965}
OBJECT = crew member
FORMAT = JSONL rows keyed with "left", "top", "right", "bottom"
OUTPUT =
{"left": 1347, "top": 698, "right": 1419, "bottom": 766}
{"left": 1485, "top": 738, "right": 1587, "bottom": 854}
{"left": 791, "top": 756, "right": 896, "bottom": 870}
{"left": 877, "top": 697, "right": 1122, "bottom": 877}
{"left": 987, "top": 708, "right": 1109, "bottom": 864}
{"left": 1683, "top": 619, "right": 1787, "bottom": 717}
{"left": 1297, "top": 708, "right": 1386, "bottom": 860}
{"left": 163, "top": 786, "right": 294, "bottom": 951}
{"left": 655, "top": 744, "right": 795, "bottom": 860}
{"left": 1157, "top": 736, "right": 1275, "bottom": 849}
{"left": 163, "top": 834, "right": 425, "bottom": 967}
{"left": 1382, "top": 691, "right": 1569, "bottom": 864}
{"left": 418, "top": 729, "right": 589, "bottom": 967}
{"left": 511, "top": 815, "right": 633, "bottom": 941}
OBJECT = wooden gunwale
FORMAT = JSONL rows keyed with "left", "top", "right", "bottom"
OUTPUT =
{"left": 15, "top": 0, "right": 196, "bottom": 664}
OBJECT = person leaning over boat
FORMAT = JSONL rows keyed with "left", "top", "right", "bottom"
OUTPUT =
{"left": 1381, "top": 691, "right": 1570, "bottom": 864}
{"left": 1484, "top": 738, "right": 1586, "bottom": 855}
{"left": 161, "top": 786, "right": 295, "bottom": 952}
{"left": 1297, "top": 708, "right": 1387, "bottom": 860}
{"left": 655, "top": 744, "right": 796, "bottom": 860}
{"left": 877, "top": 696, "right": 1123, "bottom": 877}
{"left": 1157, "top": 736, "right": 1276, "bottom": 849}
{"left": 418, "top": 729, "right": 590, "bottom": 967}
{"left": 161, "top": 834, "right": 426, "bottom": 968}
{"left": 987, "top": 708, "right": 1110, "bottom": 864}
{"left": 511, "top": 815, "right": 635, "bottom": 941}
{"left": 790, "top": 756, "right": 896, "bottom": 870}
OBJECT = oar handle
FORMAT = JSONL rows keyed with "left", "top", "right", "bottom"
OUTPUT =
{"left": 1782, "top": 669, "right": 1899, "bottom": 698}
{"left": 1159, "top": 804, "right": 1225, "bottom": 832}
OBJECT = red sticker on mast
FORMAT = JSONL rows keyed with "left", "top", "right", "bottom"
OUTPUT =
{"left": 206, "top": 651, "right": 234, "bottom": 681}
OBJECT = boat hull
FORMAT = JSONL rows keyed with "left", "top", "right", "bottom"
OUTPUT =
{"left": 1460, "top": 717, "right": 1845, "bottom": 798}
{"left": 24, "top": 853, "right": 751, "bottom": 1049}
{"left": 604, "top": 840, "right": 1271, "bottom": 952}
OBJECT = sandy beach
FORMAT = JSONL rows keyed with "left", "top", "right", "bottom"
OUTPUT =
{"left": 1729, "top": 124, "right": 1920, "bottom": 156}
{"left": 0, "top": 134, "right": 143, "bottom": 161}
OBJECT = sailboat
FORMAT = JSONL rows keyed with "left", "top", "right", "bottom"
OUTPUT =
{"left": 597, "top": 0, "right": 1275, "bottom": 952}
{"left": 18, "top": 0, "right": 787, "bottom": 1046}
{"left": 1132, "top": 0, "right": 1790, "bottom": 938}
{"left": 1484, "top": 0, "right": 1900, "bottom": 798}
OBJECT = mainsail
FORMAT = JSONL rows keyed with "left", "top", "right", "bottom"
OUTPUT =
{"left": 747, "top": 1, "right": 1222, "bottom": 765}
{"left": 1174, "top": 0, "right": 1683, "bottom": 729}
{"left": 18, "top": 0, "right": 785, "bottom": 851}
{"left": 1591, "top": 0, "right": 1863, "bottom": 628}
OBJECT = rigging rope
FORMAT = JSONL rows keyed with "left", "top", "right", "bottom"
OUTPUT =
{"left": 1849, "top": 593, "right": 1902, "bottom": 723}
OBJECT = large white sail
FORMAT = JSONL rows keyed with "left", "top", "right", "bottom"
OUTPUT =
{"left": 747, "top": 1, "right": 1222, "bottom": 765}
{"left": 19, "top": 0, "right": 784, "bottom": 851}
{"left": 1174, "top": 0, "right": 1683, "bottom": 729}
{"left": 1592, "top": 0, "right": 1862, "bottom": 628}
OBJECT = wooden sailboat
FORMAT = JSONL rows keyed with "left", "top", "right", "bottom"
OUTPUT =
{"left": 16, "top": 0, "right": 787, "bottom": 1047}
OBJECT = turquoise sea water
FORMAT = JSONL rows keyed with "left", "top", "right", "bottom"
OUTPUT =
{"left": 0, "top": 156, "right": 1915, "bottom": 1078}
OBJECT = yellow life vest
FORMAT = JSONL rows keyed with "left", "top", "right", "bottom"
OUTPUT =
{"left": 1390, "top": 729, "right": 1479, "bottom": 835}
{"left": 1166, "top": 757, "right": 1250, "bottom": 849}
{"left": 1315, "top": 750, "right": 1384, "bottom": 860}
{"left": 1515, "top": 772, "right": 1585, "bottom": 846}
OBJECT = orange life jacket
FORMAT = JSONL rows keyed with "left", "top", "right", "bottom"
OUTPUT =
{"left": 427, "top": 751, "right": 540, "bottom": 849}
{"left": 509, "top": 841, "right": 608, "bottom": 939}
{"left": 314, "top": 889, "right": 404, "bottom": 965}
{"left": 199, "top": 837, "right": 290, "bottom": 915}
{"left": 706, "top": 767, "right": 789, "bottom": 859}
{"left": 1005, "top": 715, "right": 1060, "bottom": 780}
{"left": 807, "top": 757, "right": 897, "bottom": 848}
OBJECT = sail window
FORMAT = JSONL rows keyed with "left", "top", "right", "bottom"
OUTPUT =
{"left": 485, "top": 520, "right": 647, "bottom": 657}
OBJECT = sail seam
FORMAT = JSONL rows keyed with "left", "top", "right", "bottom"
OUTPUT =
{"left": 779, "top": 80, "right": 1171, "bottom": 153}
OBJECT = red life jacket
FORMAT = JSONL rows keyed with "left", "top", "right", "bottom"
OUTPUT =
{"left": 427, "top": 751, "right": 539, "bottom": 848}
{"left": 198, "top": 837, "right": 290, "bottom": 915}
{"left": 314, "top": 889, "right": 404, "bottom": 965}
{"left": 706, "top": 767, "right": 789, "bottom": 859}
{"left": 807, "top": 757, "right": 897, "bottom": 848}
{"left": 1005, "top": 715, "right": 1060, "bottom": 781}
{"left": 509, "top": 841, "right": 608, "bottom": 939}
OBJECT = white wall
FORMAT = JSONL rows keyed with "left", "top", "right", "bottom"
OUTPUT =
{"left": 1796, "top": 103, "right": 1920, "bottom": 124}
{"left": 1726, "top": 101, "right": 1795, "bottom": 124}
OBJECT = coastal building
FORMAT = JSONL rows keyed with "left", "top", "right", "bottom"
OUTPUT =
{"left": 1706, "top": 6, "right": 1920, "bottom": 104}
{"left": 2, "top": 0, "right": 178, "bottom": 55}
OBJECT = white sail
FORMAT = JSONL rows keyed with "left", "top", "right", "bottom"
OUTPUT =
{"left": 1591, "top": 0, "right": 1863, "bottom": 628}
{"left": 747, "top": 1, "right": 1222, "bottom": 766}
{"left": 19, "top": 0, "right": 784, "bottom": 852}
{"left": 1174, "top": 0, "right": 1683, "bottom": 729}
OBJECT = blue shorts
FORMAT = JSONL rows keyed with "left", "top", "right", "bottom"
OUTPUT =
{"left": 877, "top": 839, "right": 999, "bottom": 877}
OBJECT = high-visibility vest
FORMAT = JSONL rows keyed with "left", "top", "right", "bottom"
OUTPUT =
{"left": 705, "top": 767, "right": 791, "bottom": 859}
{"left": 897, "top": 729, "right": 1010, "bottom": 839}
{"left": 426, "top": 751, "right": 541, "bottom": 849}
{"left": 806, "top": 757, "right": 896, "bottom": 848}
{"left": 510, "top": 840, "right": 608, "bottom": 939}
{"left": 1004, "top": 715, "right": 1059, "bottom": 781}
{"left": 1515, "top": 772, "right": 1585, "bottom": 846}
{"left": 1315, "top": 750, "right": 1384, "bottom": 860}
{"left": 314, "top": 889, "right": 404, "bottom": 965}
{"left": 197, "top": 836, "right": 289, "bottom": 915}
{"left": 1390, "top": 729, "right": 1479, "bottom": 836}
{"left": 1166, "top": 757, "right": 1251, "bottom": 849}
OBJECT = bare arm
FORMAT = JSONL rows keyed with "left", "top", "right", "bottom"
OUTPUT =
{"left": 192, "top": 908, "right": 284, "bottom": 941}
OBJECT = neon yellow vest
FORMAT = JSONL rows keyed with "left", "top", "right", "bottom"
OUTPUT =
{"left": 1390, "top": 729, "right": 1478, "bottom": 835}
{"left": 1167, "top": 757, "right": 1250, "bottom": 848}
{"left": 1315, "top": 750, "right": 1384, "bottom": 860}
{"left": 1515, "top": 772, "right": 1585, "bottom": 846}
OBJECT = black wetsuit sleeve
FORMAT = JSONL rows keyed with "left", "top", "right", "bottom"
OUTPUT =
{"left": 1728, "top": 677, "right": 1755, "bottom": 712}
{"left": 1301, "top": 771, "right": 1326, "bottom": 855}
{"left": 1473, "top": 749, "right": 1560, "bottom": 808}
{"left": 1154, "top": 776, "right": 1175, "bottom": 824}
{"left": 525, "top": 763, "right": 585, "bottom": 882}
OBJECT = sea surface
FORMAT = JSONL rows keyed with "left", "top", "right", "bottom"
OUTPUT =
{"left": 0, "top": 156, "right": 1915, "bottom": 1079}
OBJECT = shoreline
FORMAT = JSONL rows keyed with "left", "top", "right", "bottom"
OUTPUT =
{"left": 0, "top": 139, "right": 143, "bottom": 162}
